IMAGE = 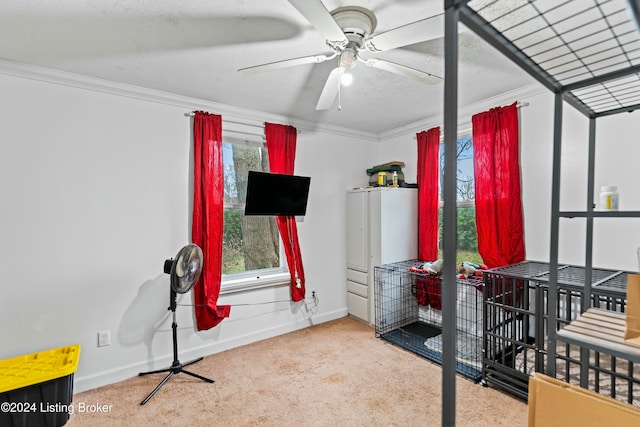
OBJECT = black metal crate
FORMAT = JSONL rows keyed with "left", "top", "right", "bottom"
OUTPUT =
{"left": 482, "top": 268, "right": 535, "bottom": 400}
{"left": 482, "top": 261, "right": 638, "bottom": 406}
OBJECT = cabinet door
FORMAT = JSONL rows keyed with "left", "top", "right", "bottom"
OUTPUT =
{"left": 346, "top": 191, "right": 368, "bottom": 272}
{"left": 379, "top": 189, "right": 418, "bottom": 264}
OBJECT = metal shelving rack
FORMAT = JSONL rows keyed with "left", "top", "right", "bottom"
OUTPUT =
{"left": 441, "top": 1, "right": 640, "bottom": 425}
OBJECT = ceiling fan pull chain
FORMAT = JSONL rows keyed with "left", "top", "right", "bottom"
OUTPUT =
{"left": 338, "top": 78, "right": 342, "bottom": 111}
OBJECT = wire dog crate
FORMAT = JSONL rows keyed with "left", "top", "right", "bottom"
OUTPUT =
{"left": 483, "top": 261, "right": 640, "bottom": 406}
{"left": 374, "top": 260, "right": 484, "bottom": 381}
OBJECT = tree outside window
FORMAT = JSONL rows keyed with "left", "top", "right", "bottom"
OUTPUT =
{"left": 222, "top": 140, "right": 283, "bottom": 275}
{"left": 438, "top": 136, "right": 482, "bottom": 264}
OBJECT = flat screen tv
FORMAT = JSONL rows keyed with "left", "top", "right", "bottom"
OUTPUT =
{"left": 244, "top": 171, "right": 311, "bottom": 216}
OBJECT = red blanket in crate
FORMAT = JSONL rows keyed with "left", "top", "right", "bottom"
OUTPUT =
{"left": 412, "top": 271, "right": 523, "bottom": 310}
{"left": 414, "top": 274, "right": 445, "bottom": 309}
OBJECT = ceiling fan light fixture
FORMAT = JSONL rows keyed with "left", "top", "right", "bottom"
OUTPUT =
{"left": 339, "top": 46, "right": 357, "bottom": 69}
{"left": 246, "top": 1, "right": 444, "bottom": 112}
{"left": 341, "top": 72, "right": 353, "bottom": 86}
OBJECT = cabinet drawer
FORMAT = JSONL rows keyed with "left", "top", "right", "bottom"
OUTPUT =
{"left": 347, "top": 269, "right": 368, "bottom": 285}
{"left": 347, "top": 292, "right": 369, "bottom": 322}
{"left": 347, "top": 280, "right": 368, "bottom": 298}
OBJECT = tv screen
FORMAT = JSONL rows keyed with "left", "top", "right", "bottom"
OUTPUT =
{"left": 244, "top": 171, "right": 311, "bottom": 216}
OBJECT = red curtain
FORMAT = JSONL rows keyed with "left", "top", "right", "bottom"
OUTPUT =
{"left": 265, "top": 122, "right": 306, "bottom": 302}
{"left": 192, "top": 111, "right": 231, "bottom": 331}
{"left": 417, "top": 127, "right": 440, "bottom": 261}
{"left": 472, "top": 102, "right": 525, "bottom": 268}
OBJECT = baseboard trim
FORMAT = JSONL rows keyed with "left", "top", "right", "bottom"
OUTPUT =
{"left": 73, "top": 308, "right": 348, "bottom": 393}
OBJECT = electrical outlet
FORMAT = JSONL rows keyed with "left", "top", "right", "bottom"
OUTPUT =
{"left": 98, "top": 330, "right": 110, "bottom": 347}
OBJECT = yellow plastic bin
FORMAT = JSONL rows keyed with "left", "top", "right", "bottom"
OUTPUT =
{"left": 0, "top": 345, "right": 80, "bottom": 427}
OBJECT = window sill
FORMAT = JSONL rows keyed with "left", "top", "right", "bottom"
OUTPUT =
{"left": 220, "top": 272, "right": 290, "bottom": 295}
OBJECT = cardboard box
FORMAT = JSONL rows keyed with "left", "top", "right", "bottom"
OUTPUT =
{"left": 528, "top": 373, "right": 640, "bottom": 426}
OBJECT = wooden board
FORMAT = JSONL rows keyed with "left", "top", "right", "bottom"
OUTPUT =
{"left": 556, "top": 308, "right": 640, "bottom": 363}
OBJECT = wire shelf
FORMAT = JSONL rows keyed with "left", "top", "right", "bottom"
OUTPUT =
{"left": 486, "top": 261, "right": 629, "bottom": 297}
{"left": 485, "top": 261, "right": 552, "bottom": 279}
{"left": 466, "top": 0, "right": 640, "bottom": 117}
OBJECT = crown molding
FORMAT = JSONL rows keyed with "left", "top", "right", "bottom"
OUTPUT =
{"left": 378, "top": 83, "right": 547, "bottom": 141}
{"left": 0, "top": 58, "right": 378, "bottom": 142}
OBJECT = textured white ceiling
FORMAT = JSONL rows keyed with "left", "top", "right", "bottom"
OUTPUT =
{"left": 0, "top": 0, "right": 536, "bottom": 134}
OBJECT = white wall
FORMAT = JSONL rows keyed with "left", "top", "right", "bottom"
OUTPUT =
{"left": 0, "top": 66, "right": 376, "bottom": 392}
{"left": 376, "top": 85, "right": 542, "bottom": 185}
{"left": 520, "top": 90, "right": 640, "bottom": 271}
{"left": 375, "top": 84, "right": 640, "bottom": 272}
{"left": 4, "top": 61, "right": 638, "bottom": 396}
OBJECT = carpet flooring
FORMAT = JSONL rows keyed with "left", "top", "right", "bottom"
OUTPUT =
{"left": 67, "top": 316, "right": 527, "bottom": 426}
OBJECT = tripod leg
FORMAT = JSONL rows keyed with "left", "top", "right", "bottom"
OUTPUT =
{"left": 138, "top": 366, "right": 172, "bottom": 377}
{"left": 181, "top": 356, "right": 203, "bottom": 368}
{"left": 181, "top": 369, "right": 215, "bottom": 383}
{"left": 140, "top": 371, "right": 175, "bottom": 405}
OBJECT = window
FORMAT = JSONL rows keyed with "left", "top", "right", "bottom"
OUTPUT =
{"left": 438, "top": 135, "right": 481, "bottom": 264}
{"left": 222, "top": 138, "right": 287, "bottom": 288}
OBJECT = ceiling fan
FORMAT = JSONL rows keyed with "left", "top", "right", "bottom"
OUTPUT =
{"left": 238, "top": 0, "right": 445, "bottom": 110}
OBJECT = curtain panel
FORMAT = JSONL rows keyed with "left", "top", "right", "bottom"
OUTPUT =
{"left": 472, "top": 102, "right": 525, "bottom": 268}
{"left": 192, "top": 111, "right": 231, "bottom": 331}
{"left": 264, "top": 122, "right": 306, "bottom": 302}
{"left": 417, "top": 127, "right": 440, "bottom": 261}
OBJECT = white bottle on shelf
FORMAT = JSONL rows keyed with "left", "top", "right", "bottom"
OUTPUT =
{"left": 599, "top": 186, "right": 619, "bottom": 211}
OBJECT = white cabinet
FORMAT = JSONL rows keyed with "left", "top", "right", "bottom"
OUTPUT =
{"left": 346, "top": 187, "right": 418, "bottom": 324}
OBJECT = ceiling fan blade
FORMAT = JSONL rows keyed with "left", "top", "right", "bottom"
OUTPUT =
{"left": 365, "top": 13, "right": 445, "bottom": 52}
{"left": 238, "top": 53, "right": 332, "bottom": 74}
{"left": 364, "top": 58, "right": 441, "bottom": 85}
{"left": 288, "top": 0, "right": 348, "bottom": 45}
{"left": 316, "top": 67, "right": 344, "bottom": 110}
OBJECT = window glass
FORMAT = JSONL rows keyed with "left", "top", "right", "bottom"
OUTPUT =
{"left": 222, "top": 140, "right": 282, "bottom": 276}
{"left": 438, "top": 136, "right": 482, "bottom": 264}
